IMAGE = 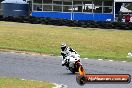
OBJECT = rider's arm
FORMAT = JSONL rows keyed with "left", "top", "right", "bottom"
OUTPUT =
{"left": 69, "top": 48, "right": 77, "bottom": 54}
{"left": 61, "top": 51, "right": 67, "bottom": 59}
{"left": 61, "top": 52, "right": 65, "bottom": 56}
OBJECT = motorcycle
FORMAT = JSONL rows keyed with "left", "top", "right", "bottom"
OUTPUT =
{"left": 63, "top": 52, "right": 82, "bottom": 74}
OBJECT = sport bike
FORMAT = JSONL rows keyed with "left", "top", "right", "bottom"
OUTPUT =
{"left": 64, "top": 52, "right": 82, "bottom": 74}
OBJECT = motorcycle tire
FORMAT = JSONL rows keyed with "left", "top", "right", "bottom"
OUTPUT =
{"left": 76, "top": 75, "right": 87, "bottom": 85}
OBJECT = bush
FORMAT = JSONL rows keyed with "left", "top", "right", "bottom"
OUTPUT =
{"left": 104, "top": 22, "right": 113, "bottom": 29}
{"left": 28, "top": 16, "right": 41, "bottom": 24}
{"left": 0, "top": 15, "right": 3, "bottom": 21}
{"left": 1, "top": 15, "right": 132, "bottom": 30}
{"left": 127, "top": 23, "right": 132, "bottom": 30}
{"left": 4, "top": 16, "right": 14, "bottom": 22}
{"left": 14, "top": 16, "right": 25, "bottom": 23}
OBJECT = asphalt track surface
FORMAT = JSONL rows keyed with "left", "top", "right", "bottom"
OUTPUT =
{"left": 0, "top": 52, "right": 131, "bottom": 88}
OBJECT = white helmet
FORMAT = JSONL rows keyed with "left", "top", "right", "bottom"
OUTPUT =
{"left": 61, "top": 43, "right": 67, "bottom": 51}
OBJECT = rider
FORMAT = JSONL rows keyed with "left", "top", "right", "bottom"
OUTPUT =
{"left": 61, "top": 43, "right": 78, "bottom": 66}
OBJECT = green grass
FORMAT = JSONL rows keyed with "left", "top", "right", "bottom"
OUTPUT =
{"left": 0, "top": 77, "right": 54, "bottom": 88}
{"left": 0, "top": 21, "right": 132, "bottom": 61}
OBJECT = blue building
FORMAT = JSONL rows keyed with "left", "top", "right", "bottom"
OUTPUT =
{"left": 31, "top": 0, "right": 132, "bottom": 21}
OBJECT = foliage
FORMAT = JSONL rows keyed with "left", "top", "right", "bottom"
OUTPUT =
{"left": 0, "top": 21, "right": 132, "bottom": 61}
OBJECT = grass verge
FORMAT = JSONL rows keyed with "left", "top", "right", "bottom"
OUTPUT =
{"left": 0, "top": 21, "right": 132, "bottom": 61}
{"left": 0, "top": 77, "right": 54, "bottom": 88}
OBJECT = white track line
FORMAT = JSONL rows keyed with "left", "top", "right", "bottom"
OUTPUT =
{"left": 21, "top": 79, "right": 26, "bottom": 80}
{"left": 84, "top": 58, "right": 88, "bottom": 59}
{"left": 109, "top": 60, "right": 113, "bottom": 62}
{"left": 10, "top": 51, "right": 128, "bottom": 63}
{"left": 11, "top": 52, "right": 15, "bottom": 53}
{"left": 58, "top": 56, "right": 62, "bottom": 58}
{"left": 122, "top": 61, "right": 127, "bottom": 63}
{"left": 98, "top": 59, "right": 103, "bottom": 61}
{"left": 42, "top": 55, "right": 47, "bottom": 56}
{"left": 53, "top": 83, "right": 68, "bottom": 88}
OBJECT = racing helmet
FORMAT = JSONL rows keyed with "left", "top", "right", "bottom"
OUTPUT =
{"left": 61, "top": 43, "right": 67, "bottom": 51}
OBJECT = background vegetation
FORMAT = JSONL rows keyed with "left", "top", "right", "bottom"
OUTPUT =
{"left": 0, "top": 21, "right": 132, "bottom": 61}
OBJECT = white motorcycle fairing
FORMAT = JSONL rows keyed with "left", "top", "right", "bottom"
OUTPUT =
{"left": 63, "top": 52, "right": 82, "bottom": 73}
